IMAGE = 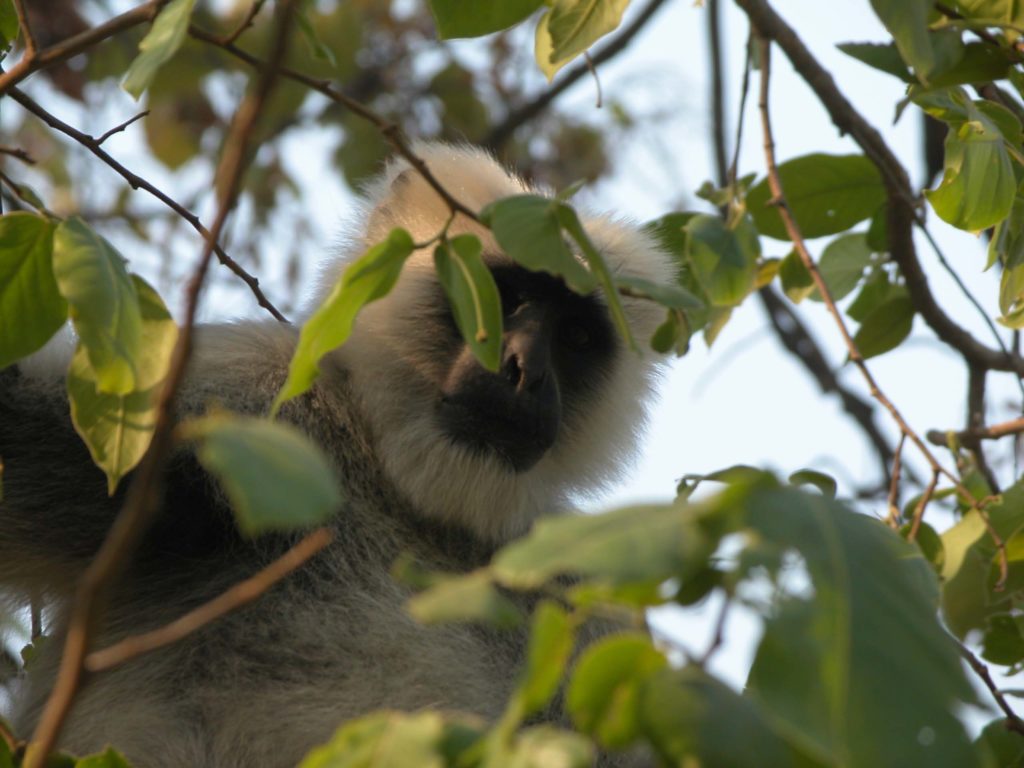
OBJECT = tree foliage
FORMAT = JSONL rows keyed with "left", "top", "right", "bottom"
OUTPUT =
{"left": 1, "top": 0, "right": 1024, "bottom": 766}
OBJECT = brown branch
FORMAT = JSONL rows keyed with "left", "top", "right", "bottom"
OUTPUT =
{"left": 887, "top": 433, "right": 906, "bottom": 528}
{"left": 220, "top": 0, "right": 268, "bottom": 46}
{"left": 23, "top": 5, "right": 298, "bottom": 763}
{"left": 0, "top": 0, "right": 165, "bottom": 96}
{"left": 927, "top": 416, "right": 1024, "bottom": 446}
{"left": 908, "top": 469, "right": 939, "bottom": 541}
{"left": 708, "top": 0, "right": 729, "bottom": 188}
{"left": 0, "top": 146, "right": 36, "bottom": 164}
{"left": 966, "top": 365, "right": 1001, "bottom": 493}
{"left": 96, "top": 110, "right": 150, "bottom": 146}
{"left": 957, "top": 639, "right": 1024, "bottom": 737}
{"left": 86, "top": 528, "right": 333, "bottom": 672}
{"left": 0, "top": 169, "right": 54, "bottom": 215}
{"left": 7, "top": 88, "right": 287, "bottom": 323}
{"left": 187, "top": 25, "right": 480, "bottom": 225}
{"left": 733, "top": 0, "right": 1024, "bottom": 378}
{"left": 751, "top": 33, "right": 1008, "bottom": 586}
{"left": 11, "top": 0, "right": 36, "bottom": 56}
{"left": 483, "top": 0, "right": 671, "bottom": 151}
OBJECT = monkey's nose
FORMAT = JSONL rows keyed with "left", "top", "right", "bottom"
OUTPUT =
{"left": 502, "top": 352, "right": 549, "bottom": 393}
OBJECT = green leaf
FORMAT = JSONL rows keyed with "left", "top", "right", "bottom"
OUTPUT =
{"left": 927, "top": 107, "right": 1016, "bottom": 232}
{"left": 429, "top": 0, "right": 543, "bottom": 38}
{"left": 846, "top": 270, "right": 904, "bottom": 322}
{"left": 184, "top": 414, "right": 342, "bottom": 536}
{"left": 747, "top": 154, "right": 887, "bottom": 241}
{"left": 406, "top": 570, "right": 522, "bottom": 629}
{"left": 0, "top": 213, "right": 64, "bottom": 369}
{"left": 811, "top": 233, "right": 874, "bottom": 302}
{"left": 273, "top": 228, "right": 415, "bottom": 414}
{"left": 567, "top": 633, "right": 666, "bottom": 748}
{"left": 868, "top": 0, "right": 936, "bottom": 80}
{"left": 975, "top": 718, "right": 1024, "bottom": 767}
{"left": 75, "top": 748, "right": 132, "bottom": 768}
{"left": 493, "top": 504, "right": 713, "bottom": 589}
{"left": 684, "top": 214, "right": 759, "bottom": 306}
{"left": 778, "top": 249, "right": 814, "bottom": 303}
{"left": 851, "top": 293, "right": 914, "bottom": 359}
{"left": 555, "top": 203, "right": 634, "bottom": 348}
{"left": 433, "top": 235, "right": 502, "bottom": 372}
{"left": 53, "top": 217, "right": 142, "bottom": 395}
{"left": 953, "top": 0, "right": 1024, "bottom": 27}
{"left": 739, "top": 487, "right": 980, "bottom": 767}
{"left": 837, "top": 42, "right": 913, "bottom": 82}
{"left": 0, "top": 0, "right": 18, "bottom": 47}
{"left": 481, "top": 195, "right": 597, "bottom": 295}
{"left": 981, "top": 614, "right": 1024, "bottom": 666}
{"left": 122, "top": 0, "right": 198, "bottom": 100}
{"left": 788, "top": 469, "right": 837, "bottom": 498}
{"left": 515, "top": 601, "right": 576, "bottom": 718}
{"left": 497, "top": 727, "right": 595, "bottom": 768}
{"left": 296, "top": 9, "right": 337, "bottom": 67}
{"left": 640, "top": 667, "right": 820, "bottom": 767}
{"left": 300, "top": 711, "right": 451, "bottom": 768}
{"left": 67, "top": 276, "right": 177, "bottom": 494}
{"left": 613, "top": 274, "right": 703, "bottom": 310}
{"left": 544, "top": 0, "right": 630, "bottom": 68}
{"left": 649, "top": 309, "right": 690, "bottom": 356}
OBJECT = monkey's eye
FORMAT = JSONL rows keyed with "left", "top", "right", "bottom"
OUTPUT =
{"left": 559, "top": 321, "right": 593, "bottom": 351}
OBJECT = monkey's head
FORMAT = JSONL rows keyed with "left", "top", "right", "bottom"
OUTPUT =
{"left": 318, "top": 144, "right": 675, "bottom": 542}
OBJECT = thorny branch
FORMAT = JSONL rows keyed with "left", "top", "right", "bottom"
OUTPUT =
{"left": 7, "top": 88, "right": 287, "bottom": 323}
{"left": 750, "top": 34, "right": 1007, "bottom": 581}
{"left": 85, "top": 528, "right": 334, "bottom": 673}
{"left": 23, "top": 5, "right": 299, "bottom": 764}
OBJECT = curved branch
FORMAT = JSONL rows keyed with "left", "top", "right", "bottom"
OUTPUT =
{"left": 483, "top": 0, "right": 672, "bottom": 151}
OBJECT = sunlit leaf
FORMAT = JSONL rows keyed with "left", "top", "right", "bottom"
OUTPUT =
{"left": 407, "top": 570, "right": 521, "bottom": 629}
{"left": 515, "top": 601, "right": 576, "bottom": 717}
{"left": 868, "top": 0, "right": 936, "bottom": 80}
{"left": 684, "top": 215, "right": 758, "bottom": 306}
{"left": 433, "top": 235, "right": 502, "bottom": 372}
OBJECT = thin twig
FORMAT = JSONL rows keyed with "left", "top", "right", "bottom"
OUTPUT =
{"left": 957, "top": 639, "right": 1024, "bottom": 737}
{"left": 86, "top": 528, "right": 334, "bottom": 672}
{"left": 733, "top": 0, "right": 1024, "bottom": 377}
{"left": 483, "top": 0, "right": 671, "bottom": 150}
{"left": 0, "top": 170, "right": 55, "bottom": 216}
{"left": 699, "top": 592, "right": 732, "bottom": 665}
{"left": 220, "top": 0, "right": 267, "bottom": 46}
{"left": 707, "top": 0, "right": 729, "bottom": 188}
{"left": 908, "top": 469, "right": 939, "bottom": 541}
{"left": 727, "top": 31, "right": 753, "bottom": 187}
{"left": 0, "top": 146, "right": 35, "bottom": 164}
{"left": 11, "top": 0, "right": 36, "bottom": 56}
{"left": 751, "top": 33, "right": 1008, "bottom": 586}
{"left": 96, "top": 110, "right": 150, "bottom": 146}
{"left": 188, "top": 25, "right": 479, "bottom": 224}
{"left": 582, "top": 52, "right": 603, "bottom": 108}
{"left": 0, "top": 0, "right": 166, "bottom": 95}
{"left": 8, "top": 88, "right": 287, "bottom": 323}
{"left": 23, "top": 6, "right": 298, "bottom": 764}
{"left": 887, "top": 433, "right": 906, "bottom": 528}
{"left": 927, "top": 416, "right": 1024, "bottom": 446}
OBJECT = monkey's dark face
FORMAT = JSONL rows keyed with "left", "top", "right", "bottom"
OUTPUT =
{"left": 437, "top": 264, "right": 617, "bottom": 473}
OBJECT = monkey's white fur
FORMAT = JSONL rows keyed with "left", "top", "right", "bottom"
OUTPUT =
{"left": 2, "top": 145, "right": 673, "bottom": 767}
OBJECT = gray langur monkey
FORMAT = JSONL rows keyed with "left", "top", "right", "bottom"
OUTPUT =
{"left": 0, "top": 144, "right": 674, "bottom": 767}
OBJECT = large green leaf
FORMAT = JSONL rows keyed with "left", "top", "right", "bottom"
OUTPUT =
{"left": 868, "top": 0, "right": 937, "bottom": 80}
{"left": 433, "top": 235, "right": 502, "bottom": 372}
{"left": 738, "top": 487, "right": 981, "bottom": 767}
{"left": 273, "top": 228, "right": 415, "bottom": 414}
{"left": 684, "top": 214, "right": 759, "bottom": 306}
{"left": 122, "top": 0, "right": 198, "bottom": 99}
{"left": 747, "top": 154, "right": 886, "bottom": 241}
{"left": 481, "top": 195, "right": 597, "bottom": 294}
{"left": 428, "top": 0, "right": 543, "bottom": 38}
{"left": 810, "top": 233, "right": 874, "bottom": 303}
{"left": 0, "top": 213, "right": 64, "bottom": 369}
{"left": 53, "top": 217, "right": 142, "bottom": 395}
{"left": 535, "top": 0, "right": 630, "bottom": 80}
{"left": 67, "top": 276, "right": 178, "bottom": 494}
{"left": 184, "top": 414, "right": 342, "bottom": 536}
{"left": 640, "top": 667, "right": 821, "bottom": 767}
{"left": 851, "top": 293, "right": 915, "bottom": 359}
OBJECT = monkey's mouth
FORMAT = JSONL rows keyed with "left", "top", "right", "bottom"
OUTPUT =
{"left": 438, "top": 398, "right": 558, "bottom": 473}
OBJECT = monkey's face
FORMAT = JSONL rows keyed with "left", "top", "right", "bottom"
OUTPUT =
{"left": 436, "top": 264, "right": 617, "bottom": 473}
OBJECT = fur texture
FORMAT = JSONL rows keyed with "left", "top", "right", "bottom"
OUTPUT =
{"left": 0, "top": 145, "right": 673, "bottom": 767}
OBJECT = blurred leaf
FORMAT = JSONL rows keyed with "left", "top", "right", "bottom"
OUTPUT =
{"left": 493, "top": 504, "right": 713, "bottom": 589}
{"left": 851, "top": 293, "right": 914, "bottom": 359}
{"left": 981, "top": 614, "right": 1024, "bottom": 666}
{"left": 184, "top": 413, "right": 341, "bottom": 536}
{"left": 0, "top": 0, "right": 17, "bottom": 47}
{"left": 273, "top": 228, "right": 415, "bottom": 414}
{"left": 641, "top": 667, "right": 821, "bottom": 767}
{"left": 868, "top": 0, "right": 937, "bottom": 80}
{"left": 122, "top": 0, "right": 198, "bottom": 100}
{"left": 0, "top": 213, "right": 63, "bottom": 369}
{"left": 481, "top": 195, "right": 597, "bottom": 294}
{"left": 495, "top": 727, "right": 594, "bottom": 767}
{"left": 685, "top": 214, "right": 759, "bottom": 306}
{"left": 846, "top": 270, "right": 905, "bottom": 322}
{"left": 53, "top": 217, "right": 142, "bottom": 395}
{"left": 747, "top": 154, "right": 886, "bottom": 241}
{"left": 778, "top": 249, "right": 814, "bottom": 303}
{"left": 67, "top": 276, "right": 177, "bottom": 494}
{"left": 434, "top": 235, "right": 502, "bottom": 372}
{"left": 296, "top": 8, "right": 337, "bottom": 67}
{"left": 837, "top": 41, "right": 913, "bottom": 81}
{"left": 975, "top": 718, "right": 1024, "bottom": 767}
{"left": 75, "top": 748, "right": 132, "bottom": 768}
{"left": 788, "top": 469, "right": 837, "bottom": 498}
{"left": 740, "top": 487, "right": 980, "bottom": 767}
{"left": 567, "top": 633, "right": 667, "bottom": 748}
{"left": 407, "top": 570, "right": 521, "bottom": 629}
{"left": 300, "top": 711, "right": 450, "bottom": 768}
{"left": 431, "top": 63, "right": 489, "bottom": 142}
{"left": 899, "top": 521, "right": 946, "bottom": 572}
{"left": 613, "top": 275, "right": 702, "bottom": 310}
{"left": 429, "top": 0, "right": 543, "bottom": 38}
{"left": 515, "top": 601, "right": 575, "bottom": 717}
{"left": 811, "top": 233, "right": 874, "bottom": 302}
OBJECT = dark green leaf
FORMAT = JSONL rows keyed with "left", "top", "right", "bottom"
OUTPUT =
{"left": 837, "top": 42, "right": 913, "bottom": 81}
{"left": 851, "top": 294, "right": 914, "bottom": 359}
{"left": 981, "top": 614, "right": 1024, "bottom": 666}
{"left": 778, "top": 249, "right": 814, "bottom": 303}
{"left": 747, "top": 154, "right": 886, "bottom": 241}
{"left": 434, "top": 235, "right": 502, "bottom": 372}
{"left": 428, "top": 0, "right": 543, "bottom": 38}
{"left": 869, "top": 0, "right": 937, "bottom": 80}
{"left": 0, "top": 213, "right": 63, "bottom": 369}
{"left": 788, "top": 469, "right": 837, "bottom": 498}
{"left": 184, "top": 414, "right": 342, "bottom": 536}
{"left": 811, "top": 233, "right": 874, "bottom": 302}
{"left": 975, "top": 718, "right": 1024, "bottom": 767}
{"left": 273, "top": 228, "right": 415, "bottom": 414}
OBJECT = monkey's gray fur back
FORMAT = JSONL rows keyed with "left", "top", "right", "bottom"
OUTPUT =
{"left": 0, "top": 144, "right": 674, "bottom": 767}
